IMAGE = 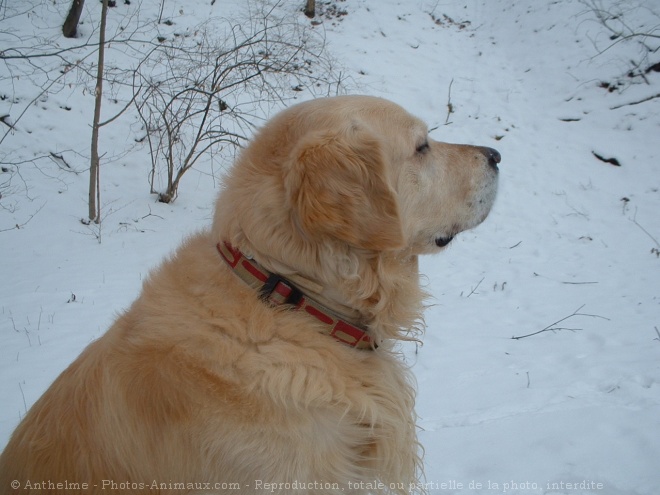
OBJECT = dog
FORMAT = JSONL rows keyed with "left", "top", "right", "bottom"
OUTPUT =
{"left": 0, "top": 95, "right": 499, "bottom": 494}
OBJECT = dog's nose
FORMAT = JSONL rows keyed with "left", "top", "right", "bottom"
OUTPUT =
{"left": 480, "top": 147, "right": 501, "bottom": 170}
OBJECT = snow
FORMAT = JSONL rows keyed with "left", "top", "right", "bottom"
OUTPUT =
{"left": 1, "top": 0, "right": 659, "bottom": 494}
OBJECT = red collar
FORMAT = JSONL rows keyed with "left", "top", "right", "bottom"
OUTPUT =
{"left": 217, "top": 242, "right": 374, "bottom": 350}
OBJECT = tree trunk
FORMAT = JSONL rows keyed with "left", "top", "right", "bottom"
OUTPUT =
{"left": 304, "top": 0, "right": 315, "bottom": 19}
{"left": 89, "top": 0, "right": 108, "bottom": 223}
{"left": 62, "top": 0, "right": 85, "bottom": 38}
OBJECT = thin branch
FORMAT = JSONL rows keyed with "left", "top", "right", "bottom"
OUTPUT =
{"left": 140, "top": 205, "right": 164, "bottom": 221}
{"left": 0, "top": 114, "right": 15, "bottom": 129}
{"left": 98, "top": 83, "right": 143, "bottom": 127}
{"left": 18, "top": 381, "right": 27, "bottom": 416}
{"left": 512, "top": 305, "right": 610, "bottom": 340}
{"left": 47, "top": 152, "right": 78, "bottom": 173}
{"left": 465, "top": 277, "right": 484, "bottom": 298}
{"left": 0, "top": 202, "right": 46, "bottom": 233}
{"left": 0, "top": 35, "right": 182, "bottom": 61}
{"left": 631, "top": 208, "right": 660, "bottom": 248}
{"left": 610, "top": 93, "right": 660, "bottom": 110}
{"left": 445, "top": 78, "right": 454, "bottom": 125}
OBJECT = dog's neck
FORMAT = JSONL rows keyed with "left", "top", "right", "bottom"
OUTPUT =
{"left": 217, "top": 241, "right": 376, "bottom": 348}
{"left": 231, "top": 243, "right": 367, "bottom": 326}
{"left": 226, "top": 237, "right": 425, "bottom": 346}
{"left": 283, "top": 272, "right": 365, "bottom": 324}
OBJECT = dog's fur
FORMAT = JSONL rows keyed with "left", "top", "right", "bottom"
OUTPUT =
{"left": 0, "top": 96, "right": 498, "bottom": 494}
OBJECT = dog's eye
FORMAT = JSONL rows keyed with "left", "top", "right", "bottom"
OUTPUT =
{"left": 416, "top": 141, "right": 430, "bottom": 155}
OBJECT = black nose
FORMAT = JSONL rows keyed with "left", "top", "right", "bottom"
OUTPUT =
{"left": 480, "top": 147, "right": 501, "bottom": 170}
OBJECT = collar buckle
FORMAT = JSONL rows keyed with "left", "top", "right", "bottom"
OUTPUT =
{"left": 260, "top": 273, "right": 305, "bottom": 307}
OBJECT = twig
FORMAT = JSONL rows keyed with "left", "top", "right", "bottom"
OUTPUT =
{"left": 630, "top": 208, "right": 660, "bottom": 249}
{"left": 610, "top": 93, "right": 660, "bottom": 110}
{"left": 140, "top": 205, "right": 164, "bottom": 221}
{"left": 653, "top": 326, "right": 660, "bottom": 343}
{"left": 445, "top": 78, "right": 454, "bottom": 125}
{"left": 512, "top": 305, "right": 609, "bottom": 340}
{"left": 98, "top": 85, "right": 142, "bottom": 127}
{"left": 465, "top": 277, "right": 484, "bottom": 298}
{"left": 429, "top": 0, "right": 441, "bottom": 17}
{"left": 534, "top": 272, "right": 598, "bottom": 285}
{"left": 592, "top": 151, "right": 621, "bottom": 167}
{"left": 18, "top": 381, "right": 27, "bottom": 416}
{"left": 49, "top": 152, "right": 72, "bottom": 170}
{"left": 0, "top": 114, "right": 15, "bottom": 129}
{"left": 0, "top": 202, "right": 46, "bottom": 233}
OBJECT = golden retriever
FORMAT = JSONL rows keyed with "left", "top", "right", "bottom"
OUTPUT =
{"left": 0, "top": 96, "right": 499, "bottom": 494}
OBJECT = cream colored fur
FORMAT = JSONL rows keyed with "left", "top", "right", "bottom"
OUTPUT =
{"left": 0, "top": 96, "right": 498, "bottom": 494}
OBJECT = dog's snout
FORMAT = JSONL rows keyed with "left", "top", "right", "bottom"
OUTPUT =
{"left": 480, "top": 147, "right": 501, "bottom": 170}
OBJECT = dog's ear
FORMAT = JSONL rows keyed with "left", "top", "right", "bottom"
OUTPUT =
{"left": 285, "top": 126, "right": 404, "bottom": 251}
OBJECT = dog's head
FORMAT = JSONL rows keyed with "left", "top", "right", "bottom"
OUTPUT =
{"left": 215, "top": 95, "right": 499, "bottom": 261}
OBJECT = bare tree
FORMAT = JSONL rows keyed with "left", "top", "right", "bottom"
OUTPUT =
{"left": 62, "top": 0, "right": 85, "bottom": 38}
{"left": 1, "top": 0, "right": 346, "bottom": 224}
{"left": 1, "top": 0, "right": 165, "bottom": 231}
{"left": 88, "top": 0, "right": 108, "bottom": 223}
{"left": 134, "top": 8, "right": 344, "bottom": 203}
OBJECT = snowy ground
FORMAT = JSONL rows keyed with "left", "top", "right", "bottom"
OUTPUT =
{"left": 1, "top": 1, "right": 659, "bottom": 494}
